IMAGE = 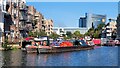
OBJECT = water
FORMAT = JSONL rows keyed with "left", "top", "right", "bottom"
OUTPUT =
{"left": 0, "top": 46, "right": 118, "bottom": 66}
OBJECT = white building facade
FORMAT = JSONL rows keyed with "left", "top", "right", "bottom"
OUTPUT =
{"left": 53, "top": 27, "right": 88, "bottom": 36}
{"left": 0, "top": 0, "right": 6, "bottom": 44}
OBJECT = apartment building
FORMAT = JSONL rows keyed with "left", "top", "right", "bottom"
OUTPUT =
{"left": 26, "top": 6, "right": 36, "bottom": 31}
{"left": 0, "top": 4, "right": 4, "bottom": 44}
{"left": 0, "top": 0, "right": 54, "bottom": 44}
{"left": 34, "top": 11, "right": 44, "bottom": 31}
{"left": 0, "top": 0, "right": 14, "bottom": 43}
{"left": 101, "top": 19, "right": 117, "bottom": 39}
{"left": 7, "top": 0, "right": 28, "bottom": 39}
{"left": 43, "top": 19, "right": 53, "bottom": 35}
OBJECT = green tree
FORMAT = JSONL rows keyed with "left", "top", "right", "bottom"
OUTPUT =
{"left": 49, "top": 32, "right": 59, "bottom": 39}
{"left": 93, "top": 30, "right": 100, "bottom": 38}
{"left": 38, "top": 30, "right": 47, "bottom": 37}
{"left": 73, "top": 30, "right": 82, "bottom": 38}
{"left": 28, "top": 30, "right": 47, "bottom": 37}
{"left": 28, "top": 31, "right": 34, "bottom": 37}
{"left": 84, "top": 23, "right": 105, "bottom": 38}
{"left": 96, "top": 23, "right": 105, "bottom": 30}
{"left": 84, "top": 28, "right": 94, "bottom": 36}
{"left": 66, "top": 31, "right": 72, "bottom": 39}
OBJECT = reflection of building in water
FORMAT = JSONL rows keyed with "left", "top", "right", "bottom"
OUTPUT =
{"left": 0, "top": 51, "right": 3, "bottom": 67}
{"left": 9, "top": 50, "right": 23, "bottom": 66}
{"left": 1, "top": 50, "right": 27, "bottom": 66}
{"left": 63, "top": 53, "right": 70, "bottom": 60}
{"left": 43, "top": 54, "right": 48, "bottom": 63}
{"left": 26, "top": 53, "right": 37, "bottom": 66}
{"left": 2, "top": 51, "right": 12, "bottom": 66}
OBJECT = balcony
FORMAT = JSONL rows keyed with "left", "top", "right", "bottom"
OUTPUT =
{"left": 26, "top": 16, "right": 32, "bottom": 23}
{"left": 26, "top": 19, "right": 32, "bottom": 23}
{"left": 19, "top": 6, "right": 27, "bottom": 11}
{"left": 13, "top": 3, "right": 17, "bottom": 8}
{"left": 19, "top": 26, "right": 25, "bottom": 30}
{"left": 14, "top": 13, "right": 16, "bottom": 19}
{"left": 19, "top": 16, "right": 27, "bottom": 21}
{"left": 106, "top": 30, "right": 112, "bottom": 32}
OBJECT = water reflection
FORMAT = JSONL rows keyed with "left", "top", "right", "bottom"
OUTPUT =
{"left": 0, "top": 46, "right": 118, "bottom": 66}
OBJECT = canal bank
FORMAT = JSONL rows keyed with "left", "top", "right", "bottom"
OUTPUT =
{"left": 0, "top": 44, "right": 21, "bottom": 51}
{"left": 0, "top": 46, "right": 118, "bottom": 66}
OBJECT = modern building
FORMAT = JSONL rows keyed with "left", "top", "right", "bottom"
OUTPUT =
{"left": 34, "top": 11, "right": 44, "bottom": 31}
{"left": 0, "top": 0, "right": 54, "bottom": 44}
{"left": 26, "top": 6, "right": 36, "bottom": 32}
{"left": 101, "top": 19, "right": 117, "bottom": 45}
{"left": 6, "top": 0, "right": 28, "bottom": 42}
{"left": 54, "top": 13, "right": 106, "bottom": 36}
{"left": 27, "top": 6, "right": 46, "bottom": 32}
{"left": 0, "top": 0, "right": 14, "bottom": 43}
{"left": 43, "top": 19, "right": 53, "bottom": 35}
{"left": 79, "top": 17, "right": 86, "bottom": 28}
{"left": 0, "top": 0, "right": 28, "bottom": 43}
{"left": 118, "top": 1, "right": 120, "bottom": 14}
{"left": 79, "top": 13, "right": 106, "bottom": 34}
{"left": 53, "top": 27, "right": 88, "bottom": 36}
{"left": 117, "top": 2, "right": 120, "bottom": 39}
{"left": 0, "top": 5, "right": 4, "bottom": 44}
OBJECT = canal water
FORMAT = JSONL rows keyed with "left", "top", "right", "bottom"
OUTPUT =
{"left": 0, "top": 46, "right": 118, "bottom": 66}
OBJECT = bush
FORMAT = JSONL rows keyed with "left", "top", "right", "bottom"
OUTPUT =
{"left": 2, "top": 39, "right": 12, "bottom": 50}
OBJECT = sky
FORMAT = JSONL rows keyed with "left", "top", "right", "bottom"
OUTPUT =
{"left": 26, "top": 2, "right": 118, "bottom": 27}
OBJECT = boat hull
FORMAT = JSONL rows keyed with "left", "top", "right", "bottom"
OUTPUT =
{"left": 38, "top": 46, "right": 94, "bottom": 54}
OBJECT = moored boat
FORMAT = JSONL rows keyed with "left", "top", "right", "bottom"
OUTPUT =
{"left": 38, "top": 46, "right": 94, "bottom": 54}
{"left": 22, "top": 36, "right": 94, "bottom": 54}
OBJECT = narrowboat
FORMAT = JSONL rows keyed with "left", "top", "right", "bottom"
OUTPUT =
{"left": 22, "top": 36, "right": 94, "bottom": 54}
{"left": 38, "top": 46, "right": 94, "bottom": 54}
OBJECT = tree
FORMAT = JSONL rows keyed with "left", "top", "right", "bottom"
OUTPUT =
{"left": 84, "top": 28, "right": 94, "bottom": 36}
{"left": 66, "top": 31, "right": 72, "bottom": 39}
{"left": 97, "top": 23, "right": 105, "bottom": 30}
{"left": 73, "top": 30, "right": 82, "bottom": 38}
{"left": 93, "top": 30, "right": 100, "bottom": 38}
{"left": 111, "top": 29, "right": 117, "bottom": 40}
{"left": 38, "top": 30, "right": 47, "bottom": 37}
{"left": 49, "top": 32, "right": 59, "bottom": 39}
{"left": 28, "top": 30, "right": 47, "bottom": 37}
{"left": 84, "top": 23, "right": 105, "bottom": 38}
{"left": 28, "top": 31, "right": 34, "bottom": 37}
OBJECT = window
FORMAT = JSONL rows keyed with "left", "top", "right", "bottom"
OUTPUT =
{"left": 48, "top": 32, "right": 50, "bottom": 34}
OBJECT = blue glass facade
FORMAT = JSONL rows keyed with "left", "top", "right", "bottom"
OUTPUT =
{"left": 79, "top": 17, "right": 86, "bottom": 28}
{"left": 79, "top": 13, "right": 106, "bottom": 30}
{"left": 118, "top": 1, "right": 120, "bottom": 14}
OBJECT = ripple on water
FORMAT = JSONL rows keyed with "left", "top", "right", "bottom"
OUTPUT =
{"left": 0, "top": 46, "right": 118, "bottom": 66}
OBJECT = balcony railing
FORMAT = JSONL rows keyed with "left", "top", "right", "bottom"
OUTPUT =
{"left": 26, "top": 19, "right": 32, "bottom": 23}
{"left": 13, "top": 3, "right": 17, "bottom": 8}
{"left": 106, "top": 30, "right": 112, "bottom": 32}
{"left": 19, "top": 7, "right": 27, "bottom": 11}
{"left": 19, "top": 16, "right": 27, "bottom": 21}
